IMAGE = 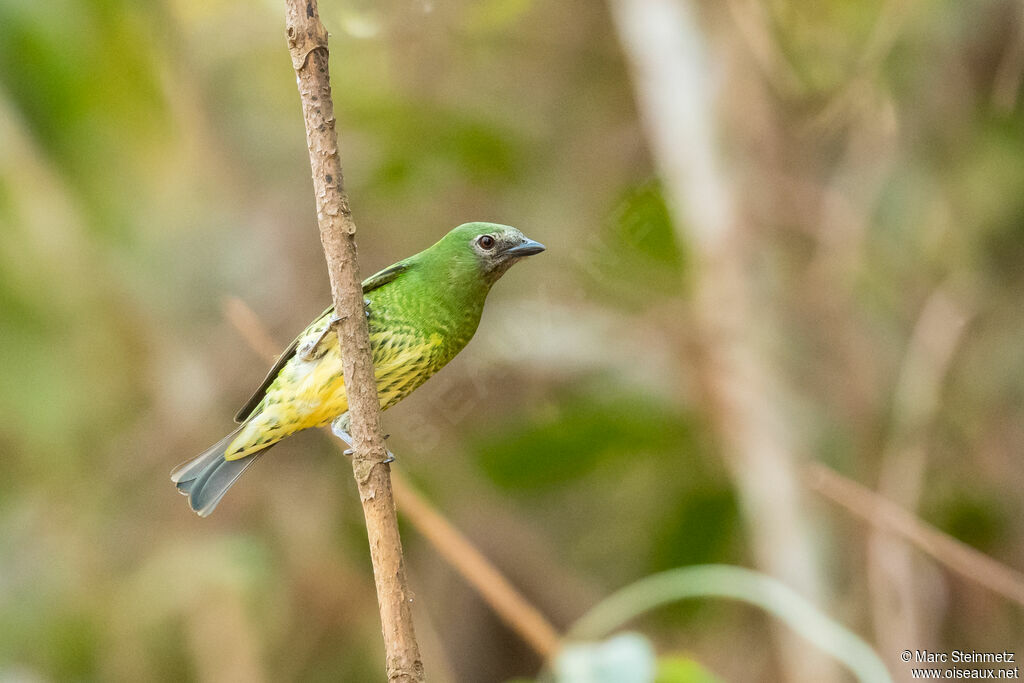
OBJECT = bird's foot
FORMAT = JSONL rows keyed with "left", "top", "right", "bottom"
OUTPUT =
{"left": 331, "top": 417, "right": 394, "bottom": 463}
{"left": 299, "top": 314, "right": 342, "bottom": 362}
{"left": 298, "top": 302, "right": 370, "bottom": 362}
{"left": 331, "top": 416, "right": 352, "bottom": 446}
{"left": 380, "top": 433, "right": 395, "bottom": 463}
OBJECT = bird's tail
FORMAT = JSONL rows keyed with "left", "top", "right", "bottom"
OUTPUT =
{"left": 170, "top": 426, "right": 273, "bottom": 517}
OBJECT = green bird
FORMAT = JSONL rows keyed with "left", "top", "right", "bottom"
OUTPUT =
{"left": 171, "top": 222, "right": 544, "bottom": 516}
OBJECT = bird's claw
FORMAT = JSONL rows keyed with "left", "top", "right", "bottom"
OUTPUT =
{"left": 332, "top": 418, "right": 394, "bottom": 463}
{"left": 301, "top": 301, "right": 370, "bottom": 361}
{"left": 331, "top": 417, "right": 352, "bottom": 445}
{"left": 341, "top": 446, "right": 392, "bottom": 464}
{"left": 300, "top": 314, "right": 343, "bottom": 361}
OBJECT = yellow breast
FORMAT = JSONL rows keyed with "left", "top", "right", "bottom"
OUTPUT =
{"left": 224, "top": 330, "right": 442, "bottom": 459}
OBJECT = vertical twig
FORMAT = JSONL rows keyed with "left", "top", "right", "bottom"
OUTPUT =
{"left": 993, "top": 0, "right": 1024, "bottom": 113}
{"left": 283, "top": 3, "right": 424, "bottom": 681}
{"left": 868, "top": 286, "right": 972, "bottom": 658}
{"left": 607, "top": 1, "right": 835, "bottom": 680}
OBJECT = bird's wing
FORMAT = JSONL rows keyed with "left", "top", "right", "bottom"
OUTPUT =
{"left": 233, "top": 261, "right": 412, "bottom": 423}
{"left": 361, "top": 261, "right": 409, "bottom": 292}
{"left": 233, "top": 307, "right": 330, "bottom": 422}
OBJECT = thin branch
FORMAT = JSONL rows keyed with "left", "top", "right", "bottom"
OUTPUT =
{"left": 724, "top": 0, "right": 805, "bottom": 96}
{"left": 869, "top": 286, "right": 972, "bottom": 658}
{"left": 805, "top": 462, "right": 1024, "bottom": 608}
{"left": 992, "top": 0, "right": 1024, "bottom": 113}
{"left": 223, "top": 296, "right": 282, "bottom": 361}
{"left": 283, "top": 3, "right": 424, "bottom": 681}
{"left": 810, "top": 0, "right": 914, "bottom": 132}
{"left": 223, "top": 298, "right": 565, "bottom": 661}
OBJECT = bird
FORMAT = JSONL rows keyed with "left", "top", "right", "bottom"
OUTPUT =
{"left": 171, "top": 222, "right": 545, "bottom": 516}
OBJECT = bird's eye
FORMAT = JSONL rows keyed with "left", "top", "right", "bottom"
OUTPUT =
{"left": 478, "top": 235, "right": 496, "bottom": 250}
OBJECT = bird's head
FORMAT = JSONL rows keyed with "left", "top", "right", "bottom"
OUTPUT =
{"left": 438, "top": 222, "right": 545, "bottom": 284}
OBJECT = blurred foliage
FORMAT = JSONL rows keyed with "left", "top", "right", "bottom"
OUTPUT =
{"left": 0, "top": 0, "right": 1022, "bottom": 680}
{"left": 549, "top": 633, "right": 721, "bottom": 683}
{"left": 655, "top": 657, "right": 721, "bottom": 683}
{"left": 474, "top": 386, "right": 698, "bottom": 490}
{"left": 580, "top": 182, "right": 687, "bottom": 307}
{"left": 554, "top": 633, "right": 658, "bottom": 683}
{"left": 349, "top": 97, "right": 527, "bottom": 192}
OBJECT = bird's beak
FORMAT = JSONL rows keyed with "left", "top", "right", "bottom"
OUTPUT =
{"left": 503, "top": 238, "right": 546, "bottom": 258}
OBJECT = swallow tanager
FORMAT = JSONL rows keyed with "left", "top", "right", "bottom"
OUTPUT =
{"left": 171, "top": 222, "right": 545, "bottom": 516}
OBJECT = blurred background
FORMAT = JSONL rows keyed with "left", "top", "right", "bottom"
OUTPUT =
{"left": 1, "top": 0, "right": 1023, "bottom": 680}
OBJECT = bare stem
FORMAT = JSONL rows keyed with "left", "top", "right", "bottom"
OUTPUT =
{"left": 868, "top": 286, "right": 971, "bottom": 658}
{"left": 806, "top": 462, "right": 1024, "bottom": 608}
{"left": 283, "top": 2, "right": 424, "bottom": 680}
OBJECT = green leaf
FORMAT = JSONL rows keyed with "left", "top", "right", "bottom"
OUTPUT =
{"left": 656, "top": 656, "right": 723, "bottom": 683}
{"left": 650, "top": 489, "right": 740, "bottom": 571}
{"left": 552, "top": 635, "right": 721, "bottom": 683}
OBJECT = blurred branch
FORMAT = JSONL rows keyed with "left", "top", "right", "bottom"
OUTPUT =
{"left": 724, "top": 0, "right": 804, "bottom": 96}
{"left": 993, "top": 0, "right": 1024, "bottom": 113}
{"left": 390, "top": 475, "right": 562, "bottom": 660}
{"left": 807, "top": 96, "right": 898, "bottom": 288}
{"left": 811, "top": 0, "right": 914, "bottom": 132}
{"left": 223, "top": 298, "right": 564, "bottom": 661}
{"left": 607, "top": 1, "right": 834, "bottom": 680}
{"left": 283, "top": 2, "right": 424, "bottom": 681}
{"left": 869, "top": 286, "right": 972, "bottom": 656}
{"left": 223, "top": 296, "right": 282, "bottom": 361}
{"left": 805, "top": 463, "right": 1024, "bottom": 608}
